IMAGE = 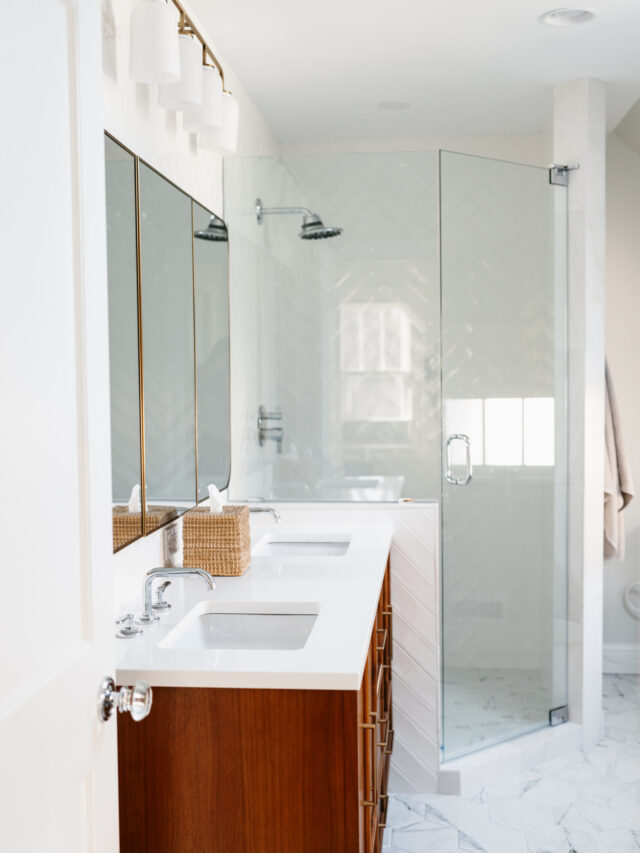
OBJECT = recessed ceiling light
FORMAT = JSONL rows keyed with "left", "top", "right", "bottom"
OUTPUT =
{"left": 540, "top": 8, "right": 595, "bottom": 26}
{"left": 378, "top": 101, "right": 410, "bottom": 111}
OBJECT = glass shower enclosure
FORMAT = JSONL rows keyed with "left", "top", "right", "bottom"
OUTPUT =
{"left": 224, "top": 150, "right": 568, "bottom": 761}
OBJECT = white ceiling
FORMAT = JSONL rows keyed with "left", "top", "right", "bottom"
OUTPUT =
{"left": 191, "top": 0, "right": 640, "bottom": 145}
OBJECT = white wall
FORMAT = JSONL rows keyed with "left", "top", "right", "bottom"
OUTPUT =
{"left": 554, "top": 79, "right": 607, "bottom": 745}
{"left": 102, "top": 0, "right": 278, "bottom": 215}
{"left": 103, "top": 0, "right": 280, "bottom": 607}
{"left": 604, "top": 129, "right": 640, "bottom": 672}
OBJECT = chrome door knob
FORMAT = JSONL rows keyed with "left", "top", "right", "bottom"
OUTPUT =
{"left": 97, "top": 676, "right": 152, "bottom": 722}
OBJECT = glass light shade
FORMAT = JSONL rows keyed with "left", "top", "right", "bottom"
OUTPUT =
{"left": 130, "top": 0, "right": 180, "bottom": 84}
{"left": 157, "top": 34, "right": 202, "bottom": 111}
{"left": 198, "top": 93, "right": 240, "bottom": 153}
{"left": 183, "top": 66, "right": 223, "bottom": 133}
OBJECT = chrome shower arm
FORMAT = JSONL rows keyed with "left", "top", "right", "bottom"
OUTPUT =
{"left": 260, "top": 206, "right": 313, "bottom": 216}
{"left": 255, "top": 197, "right": 342, "bottom": 239}
{"left": 256, "top": 198, "right": 312, "bottom": 224}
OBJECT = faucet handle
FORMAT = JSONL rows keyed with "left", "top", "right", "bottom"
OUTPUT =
{"left": 152, "top": 580, "right": 172, "bottom": 611}
{"left": 115, "top": 613, "right": 143, "bottom": 639}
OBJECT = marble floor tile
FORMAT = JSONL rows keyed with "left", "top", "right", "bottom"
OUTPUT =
{"left": 392, "top": 824, "right": 460, "bottom": 852}
{"left": 442, "top": 667, "right": 552, "bottom": 758}
{"left": 384, "top": 674, "right": 640, "bottom": 853}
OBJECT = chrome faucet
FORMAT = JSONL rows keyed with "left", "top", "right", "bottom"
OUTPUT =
{"left": 249, "top": 506, "right": 282, "bottom": 523}
{"left": 138, "top": 567, "right": 215, "bottom": 623}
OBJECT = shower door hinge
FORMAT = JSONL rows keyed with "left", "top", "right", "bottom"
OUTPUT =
{"left": 549, "top": 705, "right": 569, "bottom": 726}
{"left": 548, "top": 164, "right": 580, "bottom": 186}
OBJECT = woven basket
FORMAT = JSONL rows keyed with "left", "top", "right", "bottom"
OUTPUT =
{"left": 112, "top": 504, "right": 178, "bottom": 551}
{"left": 182, "top": 505, "right": 251, "bottom": 577}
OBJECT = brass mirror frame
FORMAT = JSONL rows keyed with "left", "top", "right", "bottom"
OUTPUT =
{"left": 106, "top": 131, "right": 231, "bottom": 551}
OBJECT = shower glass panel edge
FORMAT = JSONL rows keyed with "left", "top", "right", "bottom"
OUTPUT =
{"left": 439, "top": 150, "right": 569, "bottom": 762}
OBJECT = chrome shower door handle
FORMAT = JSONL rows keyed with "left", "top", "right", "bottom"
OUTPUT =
{"left": 445, "top": 434, "right": 472, "bottom": 485}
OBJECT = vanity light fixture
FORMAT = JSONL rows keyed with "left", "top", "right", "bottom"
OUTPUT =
{"left": 183, "top": 52, "right": 224, "bottom": 133}
{"left": 539, "top": 8, "right": 595, "bottom": 26}
{"left": 130, "top": 0, "right": 181, "bottom": 84}
{"left": 157, "top": 21, "right": 203, "bottom": 111}
{"left": 198, "top": 92, "right": 240, "bottom": 153}
{"left": 130, "top": 0, "right": 239, "bottom": 150}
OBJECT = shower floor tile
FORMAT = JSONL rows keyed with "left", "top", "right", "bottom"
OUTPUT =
{"left": 443, "top": 667, "right": 552, "bottom": 759}
{"left": 384, "top": 674, "right": 640, "bottom": 853}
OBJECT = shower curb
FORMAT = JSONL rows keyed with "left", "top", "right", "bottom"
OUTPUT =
{"left": 437, "top": 722, "right": 583, "bottom": 797}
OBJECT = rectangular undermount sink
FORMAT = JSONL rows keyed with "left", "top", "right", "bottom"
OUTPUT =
{"left": 161, "top": 602, "right": 319, "bottom": 651}
{"left": 258, "top": 540, "right": 350, "bottom": 557}
{"left": 254, "top": 532, "right": 352, "bottom": 557}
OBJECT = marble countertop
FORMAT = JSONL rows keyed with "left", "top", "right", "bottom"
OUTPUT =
{"left": 115, "top": 522, "right": 392, "bottom": 691}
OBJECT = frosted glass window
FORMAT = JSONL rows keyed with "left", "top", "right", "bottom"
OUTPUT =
{"left": 524, "top": 397, "right": 555, "bottom": 466}
{"left": 445, "top": 399, "right": 484, "bottom": 465}
{"left": 343, "top": 374, "right": 413, "bottom": 422}
{"left": 484, "top": 398, "right": 523, "bottom": 465}
{"left": 340, "top": 303, "right": 411, "bottom": 372}
{"left": 339, "top": 307, "right": 361, "bottom": 371}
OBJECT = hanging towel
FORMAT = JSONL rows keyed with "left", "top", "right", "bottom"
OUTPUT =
{"left": 604, "top": 362, "right": 634, "bottom": 560}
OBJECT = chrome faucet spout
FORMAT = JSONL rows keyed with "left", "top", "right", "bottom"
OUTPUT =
{"left": 139, "top": 567, "right": 215, "bottom": 623}
{"left": 249, "top": 507, "right": 282, "bottom": 523}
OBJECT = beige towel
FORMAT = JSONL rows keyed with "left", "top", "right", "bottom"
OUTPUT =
{"left": 604, "top": 363, "right": 634, "bottom": 560}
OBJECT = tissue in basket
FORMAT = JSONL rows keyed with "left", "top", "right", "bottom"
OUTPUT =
{"left": 182, "top": 505, "right": 251, "bottom": 577}
{"left": 113, "top": 504, "right": 177, "bottom": 551}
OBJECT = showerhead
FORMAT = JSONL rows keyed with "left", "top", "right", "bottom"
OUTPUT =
{"left": 194, "top": 214, "right": 228, "bottom": 242}
{"left": 299, "top": 213, "right": 343, "bottom": 240}
{"left": 255, "top": 197, "right": 342, "bottom": 240}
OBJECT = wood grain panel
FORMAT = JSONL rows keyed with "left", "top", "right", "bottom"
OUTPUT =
{"left": 119, "top": 687, "right": 362, "bottom": 853}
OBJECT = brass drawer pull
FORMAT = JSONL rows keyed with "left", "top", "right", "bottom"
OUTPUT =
{"left": 360, "top": 801, "right": 376, "bottom": 808}
{"left": 376, "top": 628, "right": 387, "bottom": 651}
{"left": 359, "top": 722, "right": 376, "bottom": 730}
{"left": 376, "top": 662, "right": 384, "bottom": 696}
{"left": 377, "top": 715, "right": 389, "bottom": 748}
{"left": 383, "top": 607, "right": 393, "bottom": 659}
{"left": 384, "top": 729, "right": 395, "bottom": 754}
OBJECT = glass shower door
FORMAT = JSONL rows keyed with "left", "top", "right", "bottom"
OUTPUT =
{"left": 440, "top": 151, "right": 568, "bottom": 760}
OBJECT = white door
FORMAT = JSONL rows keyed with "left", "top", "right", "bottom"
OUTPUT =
{"left": 0, "top": 1, "right": 119, "bottom": 850}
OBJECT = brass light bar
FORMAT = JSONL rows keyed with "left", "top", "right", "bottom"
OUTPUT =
{"left": 170, "top": 0, "right": 231, "bottom": 94}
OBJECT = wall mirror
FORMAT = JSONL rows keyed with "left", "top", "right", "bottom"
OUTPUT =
{"left": 105, "top": 136, "right": 143, "bottom": 550}
{"left": 104, "top": 133, "right": 231, "bottom": 553}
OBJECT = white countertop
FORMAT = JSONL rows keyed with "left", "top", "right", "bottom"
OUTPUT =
{"left": 115, "top": 523, "right": 392, "bottom": 691}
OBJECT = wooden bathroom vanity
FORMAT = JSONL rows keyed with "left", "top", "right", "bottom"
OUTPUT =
{"left": 118, "top": 556, "right": 392, "bottom": 853}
